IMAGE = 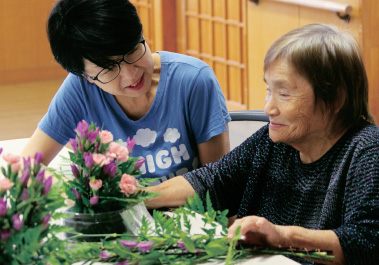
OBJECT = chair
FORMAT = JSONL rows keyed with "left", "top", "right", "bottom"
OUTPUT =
{"left": 228, "top": 110, "right": 269, "bottom": 150}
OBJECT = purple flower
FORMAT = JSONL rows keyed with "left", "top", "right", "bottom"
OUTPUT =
{"left": 35, "top": 168, "right": 45, "bottom": 183}
{"left": 77, "top": 138, "right": 84, "bottom": 152}
{"left": 23, "top": 157, "right": 31, "bottom": 168}
{"left": 20, "top": 168, "right": 30, "bottom": 187}
{"left": 103, "top": 162, "right": 117, "bottom": 178}
{"left": 0, "top": 228, "right": 12, "bottom": 241}
{"left": 88, "top": 128, "right": 98, "bottom": 143}
{"left": 0, "top": 198, "right": 7, "bottom": 217}
{"left": 116, "top": 261, "right": 129, "bottom": 265}
{"left": 121, "top": 240, "right": 138, "bottom": 249}
{"left": 34, "top": 151, "right": 43, "bottom": 166}
{"left": 69, "top": 138, "right": 77, "bottom": 153}
{"left": 137, "top": 241, "right": 154, "bottom": 252}
{"left": 21, "top": 189, "right": 29, "bottom": 201}
{"left": 83, "top": 152, "right": 94, "bottom": 169}
{"left": 13, "top": 215, "right": 23, "bottom": 231}
{"left": 0, "top": 147, "right": 2, "bottom": 155}
{"left": 126, "top": 137, "right": 136, "bottom": 153}
{"left": 41, "top": 213, "right": 51, "bottom": 230}
{"left": 177, "top": 240, "right": 186, "bottom": 249}
{"left": 76, "top": 120, "right": 89, "bottom": 138}
{"left": 94, "top": 142, "right": 100, "bottom": 153}
{"left": 134, "top": 157, "right": 145, "bottom": 171}
{"left": 90, "top": 196, "right": 98, "bottom": 205}
{"left": 100, "top": 251, "right": 112, "bottom": 260}
{"left": 43, "top": 176, "right": 52, "bottom": 195}
{"left": 71, "top": 188, "right": 81, "bottom": 200}
{"left": 70, "top": 164, "right": 80, "bottom": 179}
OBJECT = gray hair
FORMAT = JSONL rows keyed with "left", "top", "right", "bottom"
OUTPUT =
{"left": 264, "top": 24, "right": 375, "bottom": 130}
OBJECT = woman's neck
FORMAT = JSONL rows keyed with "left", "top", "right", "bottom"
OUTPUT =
{"left": 297, "top": 128, "right": 348, "bottom": 164}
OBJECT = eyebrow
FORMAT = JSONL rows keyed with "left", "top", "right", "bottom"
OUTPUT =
{"left": 263, "top": 77, "right": 289, "bottom": 87}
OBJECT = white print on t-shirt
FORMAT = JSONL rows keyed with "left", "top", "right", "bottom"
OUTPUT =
{"left": 163, "top": 128, "right": 180, "bottom": 143}
{"left": 138, "top": 144, "right": 190, "bottom": 174}
{"left": 134, "top": 128, "right": 193, "bottom": 177}
{"left": 134, "top": 128, "right": 157, "bottom": 147}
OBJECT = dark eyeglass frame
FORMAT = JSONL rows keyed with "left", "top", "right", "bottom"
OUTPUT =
{"left": 83, "top": 39, "right": 146, "bottom": 84}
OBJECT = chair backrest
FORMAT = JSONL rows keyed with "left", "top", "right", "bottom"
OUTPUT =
{"left": 229, "top": 110, "right": 269, "bottom": 150}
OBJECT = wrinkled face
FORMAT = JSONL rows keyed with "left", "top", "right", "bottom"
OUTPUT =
{"left": 83, "top": 42, "right": 155, "bottom": 98}
{"left": 264, "top": 59, "right": 329, "bottom": 147}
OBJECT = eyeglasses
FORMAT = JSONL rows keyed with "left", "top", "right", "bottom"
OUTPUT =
{"left": 83, "top": 39, "right": 146, "bottom": 84}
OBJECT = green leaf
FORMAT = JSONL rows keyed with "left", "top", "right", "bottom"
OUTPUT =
{"left": 178, "top": 230, "right": 196, "bottom": 253}
{"left": 204, "top": 237, "right": 229, "bottom": 257}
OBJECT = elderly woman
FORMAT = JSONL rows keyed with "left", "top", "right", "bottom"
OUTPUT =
{"left": 147, "top": 24, "right": 379, "bottom": 265}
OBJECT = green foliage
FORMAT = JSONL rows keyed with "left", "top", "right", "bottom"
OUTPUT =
{"left": 0, "top": 152, "right": 72, "bottom": 264}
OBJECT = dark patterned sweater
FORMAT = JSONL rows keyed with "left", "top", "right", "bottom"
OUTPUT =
{"left": 183, "top": 123, "right": 379, "bottom": 265}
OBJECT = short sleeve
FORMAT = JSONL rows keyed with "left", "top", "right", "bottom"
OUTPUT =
{"left": 187, "top": 66, "right": 231, "bottom": 143}
{"left": 38, "top": 74, "right": 88, "bottom": 145}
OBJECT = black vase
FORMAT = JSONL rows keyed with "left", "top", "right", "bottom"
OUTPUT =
{"left": 63, "top": 208, "right": 127, "bottom": 242}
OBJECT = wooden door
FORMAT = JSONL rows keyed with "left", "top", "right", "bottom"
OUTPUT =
{"left": 177, "top": 0, "right": 248, "bottom": 110}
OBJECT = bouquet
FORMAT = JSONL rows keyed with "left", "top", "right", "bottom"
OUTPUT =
{"left": 0, "top": 148, "right": 67, "bottom": 264}
{"left": 61, "top": 120, "right": 156, "bottom": 214}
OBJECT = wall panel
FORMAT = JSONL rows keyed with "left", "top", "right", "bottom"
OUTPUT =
{"left": 178, "top": 0, "right": 248, "bottom": 110}
{"left": 0, "top": 0, "right": 67, "bottom": 85}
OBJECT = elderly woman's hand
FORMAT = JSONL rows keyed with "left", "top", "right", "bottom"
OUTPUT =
{"left": 228, "top": 216, "right": 346, "bottom": 265}
{"left": 227, "top": 216, "right": 287, "bottom": 247}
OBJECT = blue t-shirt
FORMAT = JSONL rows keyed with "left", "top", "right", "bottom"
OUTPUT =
{"left": 39, "top": 51, "right": 231, "bottom": 183}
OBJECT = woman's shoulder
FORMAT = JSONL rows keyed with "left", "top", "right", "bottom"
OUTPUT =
{"left": 345, "top": 123, "right": 379, "bottom": 150}
{"left": 158, "top": 51, "right": 210, "bottom": 70}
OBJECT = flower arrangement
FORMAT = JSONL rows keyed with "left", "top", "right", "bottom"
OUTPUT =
{"left": 62, "top": 193, "right": 335, "bottom": 264}
{"left": 61, "top": 120, "right": 156, "bottom": 214}
{"left": 0, "top": 148, "right": 67, "bottom": 264}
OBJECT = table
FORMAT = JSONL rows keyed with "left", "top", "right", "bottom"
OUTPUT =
{"left": 0, "top": 138, "right": 300, "bottom": 265}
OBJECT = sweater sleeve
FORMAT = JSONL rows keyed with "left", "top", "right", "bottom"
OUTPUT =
{"left": 183, "top": 125, "right": 269, "bottom": 216}
{"left": 332, "top": 140, "right": 379, "bottom": 265}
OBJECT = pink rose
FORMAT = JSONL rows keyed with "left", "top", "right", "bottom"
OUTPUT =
{"left": 119, "top": 183, "right": 136, "bottom": 197}
{"left": 106, "top": 142, "right": 129, "bottom": 162}
{"left": 99, "top": 130, "right": 114, "bottom": 144}
{"left": 11, "top": 163, "right": 21, "bottom": 173}
{"left": 119, "top": 174, "right": 138, "bottom": 197}
{"left": 0, "top": 178, "right": 14, "bottom": 191}
{"left": 92, "top": 154, "right": 110, "bottom": 167}
{"left": 89, "top": 179, "right": 103, "bottom": 191}
{"left": 2, "top": 153, "right": 20, "bottom": 164}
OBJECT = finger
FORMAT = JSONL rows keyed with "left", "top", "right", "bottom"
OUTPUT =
{"left": 227, "top": 218, "right": 244, "bottom": 240}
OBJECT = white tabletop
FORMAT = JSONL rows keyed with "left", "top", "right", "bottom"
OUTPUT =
{"left": 0, "top": 138, "right": 299, "bottom": 265}
{"left": 0, "top": 138, "right": 70, "bottom": 169}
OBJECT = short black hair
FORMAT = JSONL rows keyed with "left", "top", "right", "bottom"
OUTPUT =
{"left": 47, "top": 0, "right": 143, "bottom": 74}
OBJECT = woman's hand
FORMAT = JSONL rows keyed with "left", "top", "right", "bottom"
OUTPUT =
{"left": 228, "top": 215, "right": 345, "bottom": 265}
{"left": 227, "top": 216, "right": 286, "bottom": 247}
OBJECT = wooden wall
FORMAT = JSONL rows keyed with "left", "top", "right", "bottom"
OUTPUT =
{"left": 0, "top": 0, "right": 67, "bottom": 85}
{"left": 1, "top": 0, "right": 378, "bottom": 120}
{"left": 362, "top": 0, "right": 379, "bottom": 121}
{"left": 176, "top": 0, "right": 248, "bottom": 110}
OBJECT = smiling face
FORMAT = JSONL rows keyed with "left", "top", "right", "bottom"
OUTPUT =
{"left": 83, "top": 42, "right": 155, "bottom": 99}
{"left": 264, "top": 59, "right": 332, "bottom": 148}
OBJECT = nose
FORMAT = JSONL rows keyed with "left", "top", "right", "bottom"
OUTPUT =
{"left": 264, "top": 94, "right": 279, "bottom": 117}
{"left": 119, "top": 60, "right": 139, "bottom": 78}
